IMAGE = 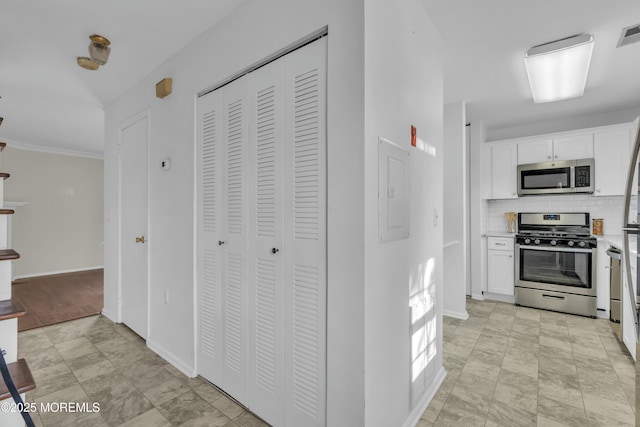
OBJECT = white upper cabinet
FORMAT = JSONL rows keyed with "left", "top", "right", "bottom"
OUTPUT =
{"left": 490, "top": 143, "right": 518, "bottom": 199}
{"left": 517, "top": 139, "right": 552, "bottom": 164}
{"left": 552, "top": 134, "right": 594, "bottom": 160}
{"left": 517, "top": 134, "right": 593, "bottom": 164}
{"left": 593, "top": 128, "right": 631, "bottom": 196}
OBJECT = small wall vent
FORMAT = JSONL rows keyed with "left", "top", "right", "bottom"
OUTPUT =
{"left": 617, "top": 23, "right": 640, "bottom": 47}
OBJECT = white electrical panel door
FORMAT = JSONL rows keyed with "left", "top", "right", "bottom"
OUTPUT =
{"left": 379, "top": 138, "right": 410, "bottom": 242}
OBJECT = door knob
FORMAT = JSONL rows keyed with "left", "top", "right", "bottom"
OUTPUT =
{"left": 272, "top": 248, "right": 279, "bottom": 254}
{"left": 218, "top": 241, "right": 225, "bottom": 246}
{"left": 135, "top": 236, "right": 145, "bottom": 244}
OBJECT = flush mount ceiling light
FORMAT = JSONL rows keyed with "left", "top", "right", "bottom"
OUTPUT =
{"left": 77, "top": 34, "right": 111, "bottom": 71}
{"left": 524, "top": 34, "right": 594, "bottom": 103}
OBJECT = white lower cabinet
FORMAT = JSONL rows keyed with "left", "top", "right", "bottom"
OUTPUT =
{"left": 487, "top": 237, "right": 514, "bottom": 296}
{"left": 595, "top": 243, "right": 611, "bottom": 317}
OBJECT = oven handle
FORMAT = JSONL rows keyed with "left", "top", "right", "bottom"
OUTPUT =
{"left": 542, "top": 294, "right": 565, "bottom": 300}
{"left": 515, "top": 244, "right": 594, "bottom": 254}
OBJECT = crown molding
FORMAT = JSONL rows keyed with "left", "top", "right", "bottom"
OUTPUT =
{"left": 0, "top": 137, "right": 104, "bottom": 160}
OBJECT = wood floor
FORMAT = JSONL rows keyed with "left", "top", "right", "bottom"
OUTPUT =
{"left": 12, "top": 269, "right": 103, "bottom": 331}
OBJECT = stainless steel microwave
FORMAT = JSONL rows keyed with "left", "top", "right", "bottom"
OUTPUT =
{"left": 517, "top": 158, "right": 594, "bottom": 196}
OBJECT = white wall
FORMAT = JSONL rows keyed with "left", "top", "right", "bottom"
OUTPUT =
{"left": 443, "top": 102, "right": 468, "bottom": 319}
{"left": 487, "top": 107, "right": 640, "bottom": 142}
{"left": 104, "top": 0, "right": 366, "bottom": 425}
{"left": 364, "top": 1, "right": 444, "bottom": 426}
{"left": 469, "top": 122, "right": 488, "bottom": 299}
{"left": 486, "top": 194, "right": 625, "bottom": 236}
{"left": 3, "top": 147, "right": 103, "bottom": 277}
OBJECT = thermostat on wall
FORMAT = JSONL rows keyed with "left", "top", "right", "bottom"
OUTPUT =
{"left": 161, "top": 158, "right": 171, "bottom": 171}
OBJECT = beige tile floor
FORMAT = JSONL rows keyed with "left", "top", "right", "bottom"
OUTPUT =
{"left": 419, "top": 298, "right": 636, "bottom": 427}
{"left": 16, "top": 299, "right": 636, "bottom": 427}
{"left": 18, "top": 315, "right": 270, "bottom": 426}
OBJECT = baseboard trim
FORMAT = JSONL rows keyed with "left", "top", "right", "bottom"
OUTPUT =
{"left": 147, "top": 339, "right": 197, "bottom": 378}
{"left": 471, "top": 293, "right": 485, "bottom": 301}
{"left": 100, "top": 308, "right": 117, "bottom": 323}
{"left": 483, "top": 292, "right": 515, "bottom": 304}
{"left": 443, "top": 309, "right": 469, "bottom": 320}
{"left": 403, "top": 366, "right": 447, "bottom": 427}
{"left": 13, "top": 266, "right": 104, "bottom": 280}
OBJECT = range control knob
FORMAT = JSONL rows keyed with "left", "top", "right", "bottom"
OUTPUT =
{"left": 567, "top": 240, "right": 575, "bottom": 247}
{"left": 578, "top": 241, "right": 586, "bottom": 248}
{"left": 534, "top": 239, "right": 540, "bottom": 245}
{"left": 550, "top": 240, "right": 557, "bottom": 246}
{"left": 524, "top": 238, "right": 531, "bottom": 244}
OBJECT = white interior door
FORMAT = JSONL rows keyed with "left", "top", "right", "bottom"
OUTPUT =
{"left": 198, "top": 77, "right": 250, "bottom": 404}
{"left": 197, "top": 37, "right": 327, "bottom": 427}
{"left": 120, "top": 113, "right": 149, "bottom": 339}
{"left": 197, "top": 87, "right": 223, "bottom": 383}
{"left": 219, "top": 77, "right": 250, "bottom": 404}
{"left": 283, "top": 37, "right": 327, "bottom": 427}
{"left": 247, "top": 56, "right": 286, "bottom": 426}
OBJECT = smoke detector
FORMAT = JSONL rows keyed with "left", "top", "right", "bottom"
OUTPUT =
{"left": 617, "top": 23, "right": 640, "bottom": 48}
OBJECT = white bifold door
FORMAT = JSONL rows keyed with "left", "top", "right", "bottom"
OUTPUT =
{"left": 197, "top": 37, "right": 327, "bottom": 427}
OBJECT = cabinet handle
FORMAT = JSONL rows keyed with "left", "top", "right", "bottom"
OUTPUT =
{"left": 495, "top": 243, "right": 506, "bottom": 246}
{"left": 547, "top": 156, "right": 551, "bottom": 160}
{"left": 218, "top": 240, "right": 225, "bottom": 246}
{"left": 272, "top": 248, "right": 279, "bottom": 254}
{"left": 509, "top": 255, "right": 513, "bottom": 258}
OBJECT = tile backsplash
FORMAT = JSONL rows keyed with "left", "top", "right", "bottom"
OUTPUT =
{"left": 486, "top": 194, "right": 637, "bottom": 236}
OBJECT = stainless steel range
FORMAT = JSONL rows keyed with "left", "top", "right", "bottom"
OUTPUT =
{"left": 515, "top": 212, "right": 597, "bottom": 317}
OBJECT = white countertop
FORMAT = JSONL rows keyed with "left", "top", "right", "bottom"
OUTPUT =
{"left": 484, "top": 231, "right": 516, "bottom": 238}
{"left": 597, "top": 234, "right": 637, "bottom": 257}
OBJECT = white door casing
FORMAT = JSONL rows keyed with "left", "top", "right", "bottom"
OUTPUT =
{"left": 119, "top": 112, "right": 149, "bottom": 339}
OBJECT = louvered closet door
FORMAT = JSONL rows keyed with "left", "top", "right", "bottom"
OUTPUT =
{"left": 220, "top": 77, "right": 250, "bottom": 404}
{"left": 197, "top": 86, "right": 223, "bottom": 384}
{"left": 283, "top": 37, "right": 327, "bottom": 427}
{"left": 197, "top": 77, "right": 250, "bottom": 405}
{"left": 247, "top": 58, "right": 286, "bottom": 426}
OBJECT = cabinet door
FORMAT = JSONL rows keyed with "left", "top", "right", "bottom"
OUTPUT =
{"left": 517, "top": 139, "right": 552, "bottom": 164}
{"left": 487, "top": 250, "right": 514, "bottom": 295}
{"left": 595, "top": 244, "right": 610, "bottom": 313}
{"left": 491, "top": 144, "right": 518, "bottom": 199}
{"left": 594, "top": 129, "right": 630, "bottom": 196}
{"left": 553, "top": 134, "right": 593, "bottom": 161}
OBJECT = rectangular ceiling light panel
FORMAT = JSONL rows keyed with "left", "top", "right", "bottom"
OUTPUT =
{"left": 524, "top": 34, "right": 594, "bottom": 103}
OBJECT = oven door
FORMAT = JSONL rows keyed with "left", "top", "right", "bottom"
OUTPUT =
{"left": 515, "top": 244, "right": 596, "bottom": 297}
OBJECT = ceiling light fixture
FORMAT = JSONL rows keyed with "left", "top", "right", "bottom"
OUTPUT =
{"left": 77, "top": 34, "right": 111, "bottom": 71}
{"left": 524, "top": 34, "right": 594, "bottom": 103}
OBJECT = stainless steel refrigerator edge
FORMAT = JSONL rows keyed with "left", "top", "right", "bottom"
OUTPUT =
{"left": 620, "top": 116, "right": 640, "bottom": 426}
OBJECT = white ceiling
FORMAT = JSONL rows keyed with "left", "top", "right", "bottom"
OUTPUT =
{"left": 0, "top": 0, "right": 246, "bottom": 157}
{"left": 421, "top": 0, "right": 640, "bottom": 139}
{"left": 1, "top": 1, "right": 639, "bottom": 156}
